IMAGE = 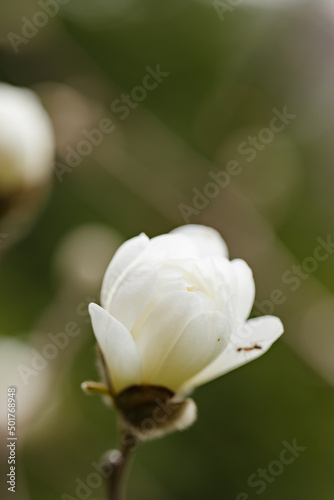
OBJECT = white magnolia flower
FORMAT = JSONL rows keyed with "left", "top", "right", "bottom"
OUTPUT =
{"left": 87, "top": 224, "right": 283, "bottom": 437}
{"left": 0, "top": 83, "right": 54, "bottom": 194}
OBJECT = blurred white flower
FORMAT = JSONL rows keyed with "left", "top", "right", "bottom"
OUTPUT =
{"left": 0, "top": 83, "right": 55, "bottom": 250}
{"left": 0, "top": 337, "right": 52, "bottom": 441}
{"left": 0, "top": 83, "right": 54, "bottom": 194}
{"left": 87, "top": 225, "right": 283, "bottom": 437}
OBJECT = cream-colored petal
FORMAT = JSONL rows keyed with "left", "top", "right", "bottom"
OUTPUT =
{"left": 230, "top": 259, "right": 255, "bottom": 322}
{"left": 153, "top": 311, "right": 231, "bottom": 391}
{"left": 171, "top": 224, "right": 229, "bottom": 258}
{"left": 89, "top": 303, "right": 142, "bottom": 393}
{"left": 107, "top": 264, "right": 158, "bottom": 332}
{"left": 101, "top": 233, "right": 149, "bottom": 308}
{"left": 134, "top": 290, "right": 217, "bottom": 381}
{"left": 146, "top": 233, "right": 200, "bottom": 259}
{"left": 183, "top": 316, "right": 283, "bottom": 390}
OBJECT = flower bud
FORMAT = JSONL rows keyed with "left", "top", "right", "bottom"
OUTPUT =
{"left": 0, "top": 83, "right": 55, "bottom": 248}
{"left": 85, "top": 225, "right": 284, "bottom": 437}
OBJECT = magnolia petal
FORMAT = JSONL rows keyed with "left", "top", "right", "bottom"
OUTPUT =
{"left": 134, "top": 290, "right": 217, "bottom": 381}
{"left": 230, "top": 259, "right": 256, "bottom": 322}
{"left": 153, "top": 311, "right": 231, "bottom": 391}
{"left": 182, "top": 316, "right": 284, "bottom": 390}
{"left": 169, "top": 257, "right": 232, "bottom": 302}
{"left": 171, "top": 225, "right": 229, "bottom": 258}
{"left": 128, "top": 267, "right": 187, "bottom": 341}
{"left": 107, "top": 264, "right": 159, "bottom": 332}
{"left": 89, "top": 303, "right": 142, "bottom": 393}
{"left": 146, "top": 233, "right": 200, "bottom": 259}
{"left": 168, "top": 259, "right": 216, "bottom": 299}
{"left": 101, "top": 233, "right": 149, "bottom": 308}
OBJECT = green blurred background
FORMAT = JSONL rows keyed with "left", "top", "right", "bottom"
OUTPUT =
{"left": 1, "top": 0, "right": 334, "bottom": 498}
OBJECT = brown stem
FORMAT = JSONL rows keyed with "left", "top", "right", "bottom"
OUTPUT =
{"left": 105, "top": 430, "right": 138, "bottom": 500}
